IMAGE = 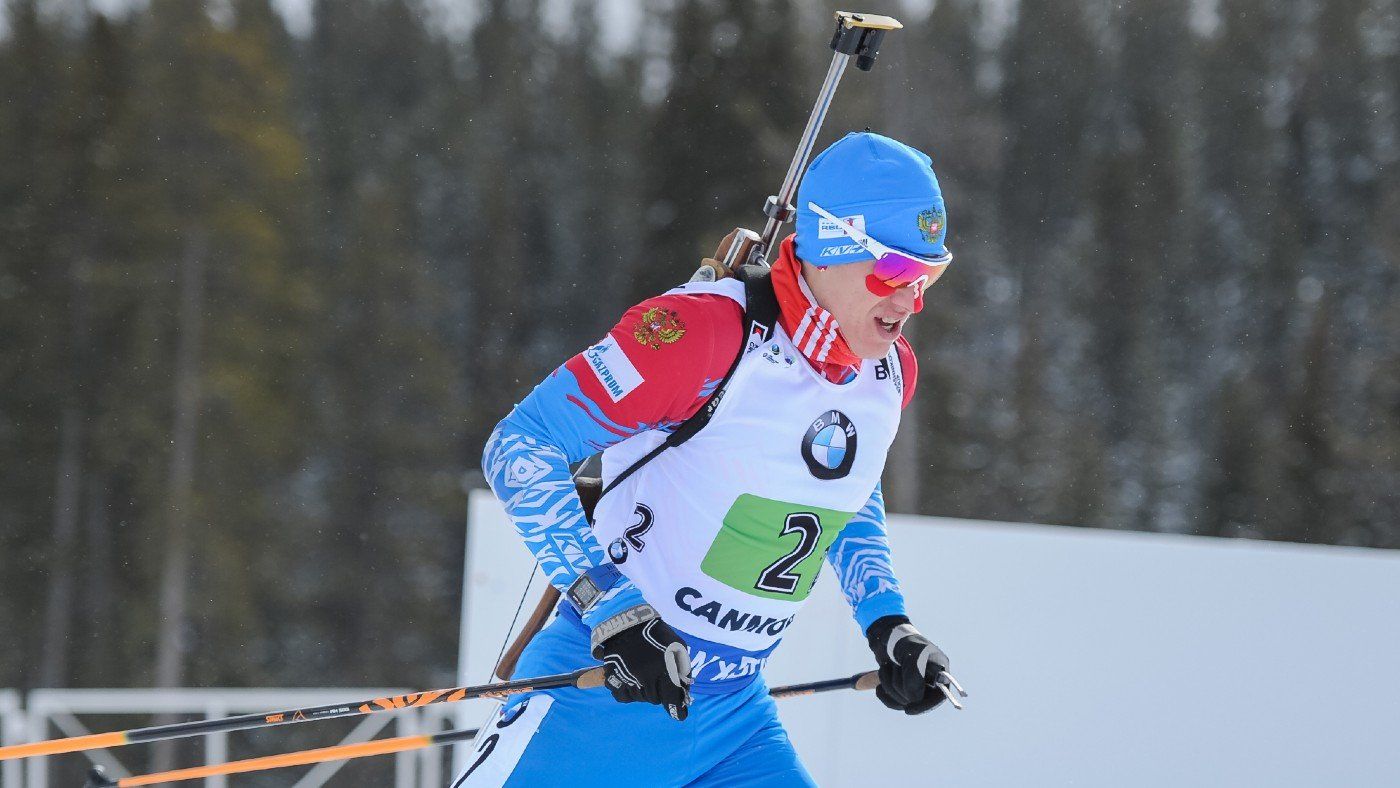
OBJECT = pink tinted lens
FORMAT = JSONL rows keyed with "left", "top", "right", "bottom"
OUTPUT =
{"left": 869, "top": 252, "right": 948, "bottom": 291}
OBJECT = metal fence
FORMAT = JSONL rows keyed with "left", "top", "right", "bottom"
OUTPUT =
{"left": 1, "top": 691, "right": 23, "bottom": 788}
{"left": 0, "top": 688, "right": 464, "bottom": 788}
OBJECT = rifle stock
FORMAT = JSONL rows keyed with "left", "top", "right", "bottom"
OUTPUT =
{"left": 494, "top": 471, "right": 603, "bottom": 680}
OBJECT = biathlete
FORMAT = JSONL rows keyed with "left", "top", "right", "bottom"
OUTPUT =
{"left": 455, "top": 132, "right": 958, "bottom": 787}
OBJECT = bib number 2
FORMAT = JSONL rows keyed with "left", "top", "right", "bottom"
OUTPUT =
{"left": 701, "top": 494, "right": 854, "bottom": 601}
{"left": 755, "top": 513, "right": 822, "bottom": 594}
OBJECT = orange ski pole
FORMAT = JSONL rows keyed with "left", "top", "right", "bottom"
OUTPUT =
{"left": 83, "top": 727, "right": 479, "bottom": 787}
{"left": 0, "top": 666, "right": 604, "bottom": 762}
{"left": 82, "top": 671, "right": 882, "bottom": 787}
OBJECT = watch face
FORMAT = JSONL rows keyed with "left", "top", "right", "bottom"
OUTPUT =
{"left": 569, "top": 575, "right": 602, "bottom": 610}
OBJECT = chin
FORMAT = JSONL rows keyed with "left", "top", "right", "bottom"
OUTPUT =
{"left": 850, "top": 335, "right": 896, "bottom": 360}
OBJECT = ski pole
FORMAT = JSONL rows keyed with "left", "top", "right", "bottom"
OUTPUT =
{"left": 81, "top": 671, "right": 886, "bottom": 787}
{"left": 82, "top": 728, "right": 480, "bottom": 787}
{"left": 0, "top": 667, "right": 605, "bottom": 762}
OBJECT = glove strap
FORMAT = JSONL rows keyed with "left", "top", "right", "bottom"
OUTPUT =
{"left": 590, "top": 603, "right": 660, "bottom": 655}
{"left": 885, "top": 622, "right": 922, "bottom": 662}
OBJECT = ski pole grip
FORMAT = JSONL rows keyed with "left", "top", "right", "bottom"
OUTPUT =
{"left": 574, "top": 666, "right": 608, "bottom": 690}
{"left": 854, "top": 670, "right": 881, "bottom": 692}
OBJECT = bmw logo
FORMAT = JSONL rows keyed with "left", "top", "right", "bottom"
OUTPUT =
{"left": 801, "top": 410, "right": 858, "bottom": 480}
{"left": 608, "top": 537, "right": 629, "bottom": 564}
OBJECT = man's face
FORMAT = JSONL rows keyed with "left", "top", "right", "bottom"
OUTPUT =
{"left": 802, "top": 258, "right": 925, "bottom": 359}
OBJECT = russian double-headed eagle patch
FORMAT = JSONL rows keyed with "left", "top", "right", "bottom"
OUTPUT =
{"left": 633, "top": 306, "right": 687, "bottom": 350}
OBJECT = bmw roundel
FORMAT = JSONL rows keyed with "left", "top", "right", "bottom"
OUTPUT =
{"left": 608, "top": 537, "right": 629, "bottom": 564}
{"left": 802, "top": 410, "right": 858, "bottom": 480}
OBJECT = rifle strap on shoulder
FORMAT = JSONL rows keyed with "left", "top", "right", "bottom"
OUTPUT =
{"left": 596, "top": 266, "right": 779, "bottom": 503}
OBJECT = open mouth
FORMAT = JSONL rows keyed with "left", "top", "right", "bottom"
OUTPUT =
{"left": 875, "top": 316, "right": 903, "bottom": 339}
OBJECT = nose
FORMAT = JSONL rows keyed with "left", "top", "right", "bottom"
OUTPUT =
{"left": 888, "top": 283, "right": 919, "bottom": 314}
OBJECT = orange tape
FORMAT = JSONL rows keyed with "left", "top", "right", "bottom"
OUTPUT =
{"left": 0, "top": 731, "right": 127, "bottom": 761}
{"left": 117, "top": 734, "right": 435, "bottom": 786}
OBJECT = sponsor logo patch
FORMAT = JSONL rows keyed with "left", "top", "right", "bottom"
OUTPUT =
{"left": 817, "top": 213, "right": 865, "bottom": 239}
{"left": 801, "top": 410, "right": 858, "bottom": 480}
{"left": 746, "top": 321, "right": 771, "bottom": 353}
{"left": 819, "top": 244, "right": 865, "bottom": 258}
{"left": 674, "top": 586, "right": 796, "bottom": 636}
{"left": 688, "top": 649, "right": 768, "bottom": 683}
{"left": 607, "top": 537, "right": 629, "bottom": 564}
{"left": 583, "top": 336, "right": 643, "bottom": 403}
{"left": 757, "top": 342, "right": 794, "bottom": 367}
{"left": 874, "top": 354, "right": 902, "bottom": 393}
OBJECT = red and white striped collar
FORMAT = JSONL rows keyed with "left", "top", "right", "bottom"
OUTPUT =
{"left": 770, "top": 235, "right": 861, "bottom": 383}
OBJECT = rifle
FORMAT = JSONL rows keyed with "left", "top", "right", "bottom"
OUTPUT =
{"left": 695, "top": 11, "right": 902, "bottom": 281}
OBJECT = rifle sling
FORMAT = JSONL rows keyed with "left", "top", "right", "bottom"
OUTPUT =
{"left": 594, "top": 266, "right": 779, "bottom": 504}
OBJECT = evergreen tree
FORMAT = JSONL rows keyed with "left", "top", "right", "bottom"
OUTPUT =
{"left": 641, "top": 0, "right": 808, "bottom": 300}
{"left": 996, "top": 0, "right": 1107, "bottom": 526}
{"left": 298, "top": 0, "right": 467, "bottom": 685}
{"left": 0, "top": 0, "right": 75, "bottom": 689}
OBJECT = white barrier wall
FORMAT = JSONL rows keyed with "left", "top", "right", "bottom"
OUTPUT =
{"left": 458, "top": 490, "right": 1400, "bottom": 787}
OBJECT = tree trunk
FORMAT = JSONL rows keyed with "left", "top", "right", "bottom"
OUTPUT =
{"left": 152, "top": 231, "right": 206, "bottom": 772}
{"left": 40, "top": 405, "right": 83, "bottom": 688}
{"left": 40, "top": 252, "right": 94, "bottom": 688}
{"left": 80, "top": 472, "right": 114, "bottom": 685}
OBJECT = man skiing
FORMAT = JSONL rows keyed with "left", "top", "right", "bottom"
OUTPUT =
{"left": 456, "top": 132, "right": 956, "bottom": 787}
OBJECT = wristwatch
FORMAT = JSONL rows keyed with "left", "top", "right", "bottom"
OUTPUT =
{"left": 566, "top": 563, "right": 624, "bottom": 614}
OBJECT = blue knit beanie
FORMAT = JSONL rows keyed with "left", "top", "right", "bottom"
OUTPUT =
{"left": 794, "top": 132, "right": 948, "bottom": 266}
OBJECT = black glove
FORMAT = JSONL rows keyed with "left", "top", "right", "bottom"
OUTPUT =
{"left": 866, "top": 615, "right": 953, "bottom": 715}
{"left": 591, "top": 604, "right": 693, "bottom": 720}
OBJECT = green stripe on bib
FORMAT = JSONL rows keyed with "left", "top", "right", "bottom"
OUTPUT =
{"left": 701, "top": 493, "right": 856, "bottom": 601}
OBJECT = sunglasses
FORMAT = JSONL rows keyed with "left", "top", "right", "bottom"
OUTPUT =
{"left": 807, "top": 201, "right": 952, "bottom": 300}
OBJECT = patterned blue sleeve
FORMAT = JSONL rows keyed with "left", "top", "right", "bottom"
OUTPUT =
{"left": 826, "top": 482, "right": 908, "bottom": 632}
{"left": 482, "top": 366, "right": 648, "bottom": 629}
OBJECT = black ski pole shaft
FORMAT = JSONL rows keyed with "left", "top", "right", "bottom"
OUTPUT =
{"left": 1, "top": 666, "right": 604, "bottom": 762}
{"left": 84, "top": 670, "right": 880, "bottom": 786}
{"left": 769, "top": 670, "right": 880, "bottom": 699}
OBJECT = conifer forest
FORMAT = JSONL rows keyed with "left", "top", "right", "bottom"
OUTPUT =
{"left": 1, "top": 0, "right": 1396, "bottom": 732}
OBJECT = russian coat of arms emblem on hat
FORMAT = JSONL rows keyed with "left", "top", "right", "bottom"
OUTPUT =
{"left": 917, "top": 207, "right": 945, "bottom": 244}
